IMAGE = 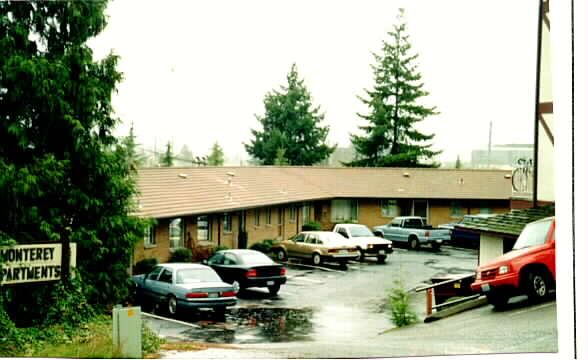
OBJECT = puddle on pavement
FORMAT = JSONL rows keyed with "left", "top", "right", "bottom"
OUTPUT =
{"left": 179, "top": 306, "right": 314, "bottom": 344}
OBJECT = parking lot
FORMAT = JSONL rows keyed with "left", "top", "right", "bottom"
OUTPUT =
{"left": 142, "top": 246, "right": 558, "bottom": 358}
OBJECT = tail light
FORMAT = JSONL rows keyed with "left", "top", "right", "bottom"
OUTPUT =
{"left": 245, "top": 269, "right": 257, "bottom": 277}
{"left": 328, "top": 249, "right": 338, "bottom": 253}
{"left": 186, "top": 292, "right": 208, "bottom": 298}
{"left": 425, "top": 231, "right": 430, "bottom": 239}
{"left": 221, "top": 291, "right": 237, "bottom": 297}
{"left": 280, "top": 268, "right": 286, "bottom": 276}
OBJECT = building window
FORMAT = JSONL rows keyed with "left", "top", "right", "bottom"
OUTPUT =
{"left": 331, "top": 199, "right": 358, "bottom": 222}
{"left": 266, "top": 207, "right": 272, "bottom": 225}
{"left": 197, "top": 215, "right": 210, "bottom": 241}
{"left": 479, "top": 208, "right": 491, "bottom": 214}
{"left": 277, "top": 208, "right": 283, "bottom": 225}
{"left": 223, "top": 213, "right": 232, "bottom": 233}
{"left": 169, "top": 218, "right": 183, "bottom": 249}
{"left": 289, "top": 206, "right": 296, "bottom": 222}
{"left": 254, "top": 209, "right": 261, "bottom": 226}
{"left": 450, "top": 201, "right": 463, "bottom": 218}
{"left": 302, "top": 203, "right": 311, "bottom": 224}
{"left": 381, "top": 200, "right": 399, "bottom": 217}
{"left": 144, "top": 225, "right": 156, "bottom": 247}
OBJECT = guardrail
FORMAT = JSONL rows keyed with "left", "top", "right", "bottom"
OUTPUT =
{"left": 415, "top": 273, "right": 479, "bottom": 316}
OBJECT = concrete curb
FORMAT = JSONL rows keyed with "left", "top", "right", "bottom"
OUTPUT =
{"left": 424, "top": 296, "right": 488, "bottom": 323}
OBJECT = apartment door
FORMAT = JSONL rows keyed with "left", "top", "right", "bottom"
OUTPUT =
{"left": 412, "top": 200, "right": 429, "bottom": 223}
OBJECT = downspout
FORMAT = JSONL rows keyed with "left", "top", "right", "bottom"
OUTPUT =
{"left": 532, "top": 0, "right": 544, "bottom": 207}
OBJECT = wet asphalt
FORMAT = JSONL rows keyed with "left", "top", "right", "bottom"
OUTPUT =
{"left": 141, "top": 246, "right": 558, "bottom": 358}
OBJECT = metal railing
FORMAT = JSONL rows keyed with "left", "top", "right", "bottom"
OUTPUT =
{"left": 415, "top": 273, "right": 479, "bottom": 316}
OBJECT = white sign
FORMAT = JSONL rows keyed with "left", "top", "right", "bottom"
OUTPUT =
{"left": 0, "top": 243, "right": 76, "bottom": 285}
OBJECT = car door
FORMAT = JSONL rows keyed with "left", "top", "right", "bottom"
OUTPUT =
{"left": 143, "top": 266, "right": 164, "bottom": 302}
{"left": 217, "top": 252, "right": 239, "bottom": 283}
{"left": 289, "top": 233, "right": 306, "bottom": 258}
{"left": 151, "top": 267, "right": 173, "bottom": 301}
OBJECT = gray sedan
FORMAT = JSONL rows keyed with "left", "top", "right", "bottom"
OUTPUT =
{"left": 132, "top": 263, "right": 237, "bottom": 317}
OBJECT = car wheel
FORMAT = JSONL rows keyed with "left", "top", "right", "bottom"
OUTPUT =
{"left": 356, "top": 248, "right": 365, "bottom": 261}
{"left": 377, "top": 255, "right": 387, "bottom": 264}
{"left": 339, "top": 261, "right": 348, "bottom": 270}
{"left": 525, "top": 269, "right": 551, "bottom": 302}
{"left": 268, "top": 284, "right": 281, "bottom": 296}
{"left": 213, "top": 306, "right": 226, "bottom": 319}
{"left": 312, "top": 253, "right": 322, "bottom": 266}
{"left": 409, "top": 237, "right": 420, "bottom": 250}
{"left": 167, "top": 296, "right": 178, "bottom": 316}
{"left": 431, "top": 242, "right": 441, "bottom": 251}
{"left": 276, "top": 248, "right": 288, "bottom": 262}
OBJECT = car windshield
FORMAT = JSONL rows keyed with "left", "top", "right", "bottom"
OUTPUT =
{"left": 512, "top": 220, "right": 553, "bottom": 250}
{"left": 176, "top": 268, "right": 221, "bottom": 284}
{"left": 239, "top": 252, "right": 274, "bottom": 265}
{"left": 349, "top": 226, "right": 374, "bottom": 237}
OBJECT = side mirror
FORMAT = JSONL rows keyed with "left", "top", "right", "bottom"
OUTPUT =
{"left": 202, "top": 259, "right": 208, "bottom": 265}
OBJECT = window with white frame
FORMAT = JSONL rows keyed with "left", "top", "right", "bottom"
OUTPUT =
{"left": 381, "top": 199, "right": 400, "bottom": 217}
{"left": 331, "top": 199, "right": 358, "bottom": 222}
{"left": 144, "top": 225, "right": 156, "bottom": 247}
{"left": 223, "top": 213, "right": 232, "bottom": 233}
{"left": 169, "top": 218, "right": 183, "bottom": 248}
{"left": 197, "top": 215, "right": 210, "bottom": 241}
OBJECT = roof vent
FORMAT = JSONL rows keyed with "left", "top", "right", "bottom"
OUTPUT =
{"left": 178, "top": 173, "right": 188, "bottom": 179}
{"left": 504, "top": 174, "right": 512, "bottom": 179}
{"left": 403, "top": 172, "right": 410, "bottom": 177}
{"left": 458, "top": 178, "right": 464, "bottom": 185}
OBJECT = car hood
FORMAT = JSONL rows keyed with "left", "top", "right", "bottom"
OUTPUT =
{"left": 175, "top": 281, "right": 233, "bottom": 291}
{"left": 351, "top": 236, "right": 392, "bottom": 245}
{"left": 479, "top": 246, "right": 544, "bottom": 269}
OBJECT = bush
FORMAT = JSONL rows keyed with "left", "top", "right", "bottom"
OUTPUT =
{"left": 388, "top": 280, "right": 417, "bottom": 327}
{"left": 302, "top": 221, "right": 322, "bottom": 231}
{"left": 249, "top": 239, "right": 278, "bottom": 254}
{"left": 169, "top": 248, "right": 193, "bottom": 262}
{"left": 133, "top": 258, "right": 158, "bottom": 275}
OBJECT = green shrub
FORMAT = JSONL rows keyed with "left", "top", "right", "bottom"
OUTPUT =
{"left": 133, "top": 258, "right": 158, "bottom": 275}
{"left": 249, "top": 239, "right": 278, "bottom": 254}
{"left": 302, "top": 221, "right": 322, "bottom": 231}
{"left": 169, "top": 248, "right": 193, "bottom": 262}
{"left": 388, "top": 280, "right": 417, "bottom": 327}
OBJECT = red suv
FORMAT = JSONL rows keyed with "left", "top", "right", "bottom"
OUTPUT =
{"left": 471, "top": 217, "right": 555, "bottom": 308}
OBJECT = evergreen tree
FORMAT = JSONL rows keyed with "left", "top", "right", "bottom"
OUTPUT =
{"left": 455, "top": 155, "right": 462, "bottom": 169}
{"left": 347, "top": 9, "right": 440, "bottom": 168}
{"left": 245, "top": 64, "right": 336, "bottom": 165}
{"left": 0, "top": 0, "right": 146, "bottom": 322}
{"left": 207, "top": 141, "right": 225, "bottom": 166}
{"left": 121, "top": 123, "right": 147, "bottom": 169}
{"left": 160, "top": 141, "right": 174, "bottom": 167}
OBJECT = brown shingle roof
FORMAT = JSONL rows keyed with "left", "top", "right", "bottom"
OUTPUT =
{"left": 135, "top": 167, "right": 513, "bottom": 219}
{"left": 455, "top": 205, "right": 555, "bottom": 237}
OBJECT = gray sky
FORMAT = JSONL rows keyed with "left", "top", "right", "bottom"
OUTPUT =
{"left": 89, "top": 0, "right": 540, "bottom": 163}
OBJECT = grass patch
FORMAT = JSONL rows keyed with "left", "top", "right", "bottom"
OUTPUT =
{"left": 4, "top": 315, "right": 165, "bottom": 358}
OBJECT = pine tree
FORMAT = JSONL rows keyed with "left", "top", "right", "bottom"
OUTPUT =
{"left": 455, "top": 155, "right": 462, "bottom": 169}
{"left": 121, "top": 123, "right": 147, "bottom": 169}
{"left": 208, "top": 141, "right": 225, "bottom": 166}
{"left": 245, "top": 64, "right": 336, "bottom": 165}
{"left": 0, "top": 0, "right": 146, "bottom": 320}
{"left": 160, "top": 141, "right": 174, "bottom": 167}
{"left": 347, "top": 9, "right": 440, "bottom": 168}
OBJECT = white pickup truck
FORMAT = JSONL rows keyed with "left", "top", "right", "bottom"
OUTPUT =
{"left": 332, "top": 224, "right": 394, "bottom": 263}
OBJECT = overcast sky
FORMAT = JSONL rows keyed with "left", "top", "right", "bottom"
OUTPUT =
{"left": 89, "top": 0, "right": 540, "bottom": 164}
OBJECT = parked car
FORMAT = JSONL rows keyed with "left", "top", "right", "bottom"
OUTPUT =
{"left": 132, "top": 263, "right": 237, "bottom": 316}
{"left": 272, "top": 231, "right": 359, "bottom": 268}
{"left": 438, "top": 214, "right": 497, "bottom": 248}
{"left": 373, "top": 216, "right": 451, "bottom": 250}
{"left": 204, "top": 249, "right": 287, "bottom": 295}
{"left": 332, "top": 223, "right": 393, "bottom": 263}
{"left": 470, "top": 217, "right": 555, "bottom": 308}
